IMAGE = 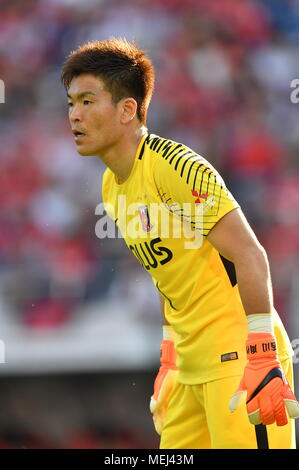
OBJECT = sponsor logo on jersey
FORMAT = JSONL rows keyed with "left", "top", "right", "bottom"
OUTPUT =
{"left": 221, "top": 351, "right": 238, "bottom": 362}
{"left": 129, "top": 237, "right": 173, "bottom": 270}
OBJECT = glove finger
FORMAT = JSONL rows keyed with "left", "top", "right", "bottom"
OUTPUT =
{"left": 274, "top": 401, "right": 288, "bottom": 426}
{"left": 150, "top": 395, "right": 167, "bottom": 415}
{"left": 150, "top": 372, "right": 176, "bottom": 414}
{"left": 152, "top": 368, "right": 168, "bottom": 402}
{"left": 229, "top": 390, "right": 247, "bottom": 413}
{"left": 153, "top": 413, "right": 162, "bottom": 435}
{"left": 229, "top": 377, "right": 247, "bottom": 413}
{"left": 266, "top": 382, "right": 288, "bottom": 426}
{"left": 153, "top": 370, "right": 178, "bottom": 413}
{"left": 248, "top": 386, "right": 287, "bottom": 426}
{"left": 266, "top": 380, "right": 297, "bottom": 425}
{"left": 247, "top": 397, "right": 262, "bottom": 425}
{"left": 248, "top": 409, "right": 262, "bottom": 425}
{"left": 150, "top": 396, "right": 157, "bottom": 414}
{"left": 281, "top": 383, "right": 299, "bottom": 419}
{"left": 284, "top": 398, "right": 299, "bottom": 419}
{"left": 153, "top": 415, "right": 161, "bottom": 436}
{"left": 259, "top": 394, "right": 275, "bottom": 426}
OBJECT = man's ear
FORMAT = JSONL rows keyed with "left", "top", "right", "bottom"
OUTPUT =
{"left": 119, "top": 97, "right": 138, "bottom": 124}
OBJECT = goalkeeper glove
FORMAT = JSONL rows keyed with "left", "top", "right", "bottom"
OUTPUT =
{"left": 150, "top": 325, "right": 178, "bottom": 435}
{"left": 229, "top": 314, "right": 299, "bottom": 426}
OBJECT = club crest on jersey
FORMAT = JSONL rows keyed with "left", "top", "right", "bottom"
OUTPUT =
{"left": 138, "top": 205, "right": 152, "bottom": 232}
{"left": 191, "top": 190, "right": 209, "bottom": 205}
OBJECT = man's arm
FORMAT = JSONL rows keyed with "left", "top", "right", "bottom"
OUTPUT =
{"left": 206, "top": 207, "right": 273, "bottom": 315}
{"left": 207, "top": 207, "right": 299, "bottom": 426}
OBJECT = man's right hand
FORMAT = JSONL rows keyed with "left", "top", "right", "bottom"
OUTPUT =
{"left": 150, "top": 334, "right": 178, "bottom": 435}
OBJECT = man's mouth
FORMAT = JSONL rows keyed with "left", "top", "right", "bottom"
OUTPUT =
{"left": 72, "top": 130, "right": 86, "bottom": 142}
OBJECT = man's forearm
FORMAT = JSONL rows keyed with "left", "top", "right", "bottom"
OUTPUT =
{"left": 234, "top": 245, "right": 274, "bottom": 316}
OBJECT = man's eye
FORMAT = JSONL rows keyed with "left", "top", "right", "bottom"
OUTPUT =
{"left": 68, "top": 102, "right": 73, "bottom": 108}
{"left": 83, "top": 100, "right": 92, "bottom": 105}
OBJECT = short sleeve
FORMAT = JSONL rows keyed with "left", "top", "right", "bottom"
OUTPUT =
{"left": 153, "top": 150, "right": 240, "bottom": 237}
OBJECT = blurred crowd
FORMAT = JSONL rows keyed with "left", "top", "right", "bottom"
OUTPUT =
{"left": 0, "top": 372, "right": 159, "bottom": 449}
{"left": 1, "top": 0, "right": 299, "bottom": 448}
{"left": 1, "top": 0, "right": 299, "bottom": 324}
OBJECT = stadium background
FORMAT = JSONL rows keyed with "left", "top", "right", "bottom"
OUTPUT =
{"left": 0, "top": 0, "right": 299, "bottom": 449}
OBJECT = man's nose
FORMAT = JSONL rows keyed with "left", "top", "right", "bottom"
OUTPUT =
{"left": 69, "top": 103, "right": 82, "bottom": 122}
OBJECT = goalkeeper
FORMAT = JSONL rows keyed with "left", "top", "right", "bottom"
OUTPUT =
{"left": 61, "top": 38, "right": 299, "bottom": 449}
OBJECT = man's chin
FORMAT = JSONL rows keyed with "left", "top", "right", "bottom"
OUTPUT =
{"left": 76, "top": 146, "right": 95, "bottom": 156}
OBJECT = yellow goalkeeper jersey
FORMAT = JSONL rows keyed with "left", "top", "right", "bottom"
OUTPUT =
{"left": 101, "top": 133, "right": 293, "bottom": 384}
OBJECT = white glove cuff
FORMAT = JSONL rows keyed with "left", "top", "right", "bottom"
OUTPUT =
{"left": 163, "top": 325, "right": 177, "bottom": 342}
{"left": 247, "top": 313, "right": 274, "bottom": 334}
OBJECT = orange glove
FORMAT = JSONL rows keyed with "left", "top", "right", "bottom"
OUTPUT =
{"left": 229, "top": 332, "right": 299, "bottom": 426}
{"left": 149, "top": 329, "right": 178, "bottom": 435}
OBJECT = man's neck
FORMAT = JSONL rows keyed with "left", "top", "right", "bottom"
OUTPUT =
{"left": 99, "top": 126, "right": 148, "bottom": 184}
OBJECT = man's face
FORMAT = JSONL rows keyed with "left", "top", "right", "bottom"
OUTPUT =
{"left": 67, "top": 74, "right": 122, "bottom": 156}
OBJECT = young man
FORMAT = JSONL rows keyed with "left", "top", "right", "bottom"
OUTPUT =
{"left": 61, "top": 38, "right": 299, "bottom": 449}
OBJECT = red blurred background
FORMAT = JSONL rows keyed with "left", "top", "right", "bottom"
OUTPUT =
{"left": 0, "top": 0, "right": 299, "bottom": 448}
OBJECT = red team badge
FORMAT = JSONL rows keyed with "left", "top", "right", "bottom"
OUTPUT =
{"left": 138, "top": 205, "right": 152, "bottom": 232}
{"left": 191, "top": 190, "right": 209, "bottom": 205}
